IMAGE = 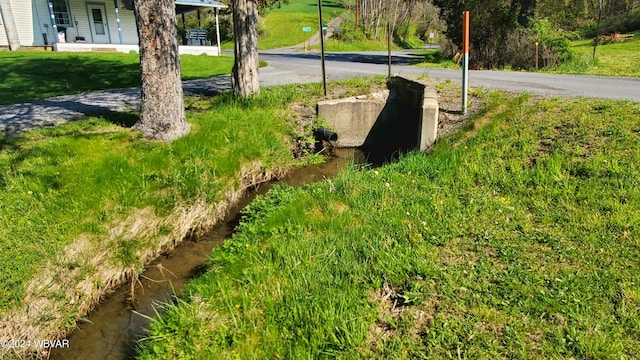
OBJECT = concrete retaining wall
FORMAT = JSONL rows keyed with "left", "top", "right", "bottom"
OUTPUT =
{"left": 317, "top": 76, "right": 438, "bottom": 152}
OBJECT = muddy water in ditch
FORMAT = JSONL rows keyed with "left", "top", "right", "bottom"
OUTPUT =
{"left": 50, "top": 148, "right": 365, "bottom": 360}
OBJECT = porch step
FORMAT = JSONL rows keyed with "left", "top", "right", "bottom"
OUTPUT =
{"left": 92, "top": 47, "right": 118, "bottom": 52}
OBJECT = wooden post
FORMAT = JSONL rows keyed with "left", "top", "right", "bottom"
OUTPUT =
{"left": 387, "top": 20, "right": 391, "bottom": 80}
{"left": 535, "top": 41, "right": 539, "bottom": 70}
{"left": 462, "top": 10, "right": 470, "bottom": 114}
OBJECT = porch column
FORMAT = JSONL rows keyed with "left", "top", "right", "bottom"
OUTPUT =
{"left": 215, "top": 7, "right": 221, "bottom": 55}
{"left": 47, "top": 0, "right": 58, "bottom": 45}
{"left": 0, "top": 0, "right": 21, "bottom": 50}
{"left": 113, "top": 0, "right": 123, "bottom": 43}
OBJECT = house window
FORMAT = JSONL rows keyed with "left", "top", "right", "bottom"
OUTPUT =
{"left": 52, "top": 0, "right": 72, "bottom": 26}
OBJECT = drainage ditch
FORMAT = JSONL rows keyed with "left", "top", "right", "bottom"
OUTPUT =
{"left": 50, "top": 148, "right": 370, "bottom": 360}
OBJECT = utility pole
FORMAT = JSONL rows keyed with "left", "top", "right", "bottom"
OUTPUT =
{"left": 318, "top": 0, "right": 327, "bottom": 97}
{"left": 387, "top": 18, "right": 391, "bottom": 79}
{"left": 0, "top": 0, "right": 21, "bottom": 50}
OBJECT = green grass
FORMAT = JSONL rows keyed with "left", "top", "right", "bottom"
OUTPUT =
{"left": 414, "top": 48, "right": 459, "bottom": 69}
{"left": 545, "top": 30, "right": 640, "bottom": 77}
{"left": 0, "top": 51, "right": 234, "bottom": 105}
{"left": 258, "top": 0, "right": 343, "bottom": 50}
{"left": 0, "top": 79, "right": 382, "bottom": 349}
{"left": 0, "top": 83, "right": 324, "bottom": 309}
{"left": 137, "top": 90, "right": 640, "bottom": 359}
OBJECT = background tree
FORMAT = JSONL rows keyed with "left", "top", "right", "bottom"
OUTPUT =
{"left": 231, "top": 0, "right": 260, "bottom": 97}
{"left": 132, "top": 0, "right": 190, "bottom": 141}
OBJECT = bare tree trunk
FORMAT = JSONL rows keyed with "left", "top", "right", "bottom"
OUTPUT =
{"left": 132, "top": 0, "right": 190, "bottom": 142}
{"left": 232, "top": 0, "right": 260, "bottom": 98}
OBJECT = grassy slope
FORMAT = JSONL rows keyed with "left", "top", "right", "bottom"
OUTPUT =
{"left": 0, "top": 83, "right": 325, "bottom": 310}
{"left": 554, "top": 30, "right": 640, "bottom": 77}
{"left": 0, "top": 80, "right": 386, "bottom": 357}
{"left": 0, "top": 52, "right": 234, "bottom": 105}
{"left": 258, "top": 0, "right": 343, "bottom": 50}
{"left": 137, "top": 91, "right": 640, "bottom": 359}
{"left": 415, "top": 30, "right": 640, "bottom": 76}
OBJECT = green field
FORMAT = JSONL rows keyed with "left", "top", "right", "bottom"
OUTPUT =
{"left": 258, "top": 0, "right": 343, "bottom": 49}
{"left": 552, "top": 30, "right": 640, "bottom": 77}
{"left": 137, "top": 89, "right": 640, "bottom": 359}
{"left": 0, "top": 51, "right": 234, "bottom": 105}
{"left": 414, "top": 30, "right": 640, "bottom": 76}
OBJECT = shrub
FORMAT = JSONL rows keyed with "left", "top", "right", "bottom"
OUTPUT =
{"left": 532, "top": 18, "right": 575, "bottom": 65}
{"left": 394, "top": 23, "right": 424, "bottom": 49}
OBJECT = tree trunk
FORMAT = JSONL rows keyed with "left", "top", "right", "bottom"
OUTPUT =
{"left": 232, "top": 0, "right": 260, "bottom": 98}
{"left": 132, "top": 0, "right": 190, "bottom": 141}
{"left": 517, "top": 0, "right": 537, "bottom": 27}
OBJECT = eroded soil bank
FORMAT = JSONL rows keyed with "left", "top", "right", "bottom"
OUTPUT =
{"left": 49, "top": 148, "right": 362, "bottom": 360}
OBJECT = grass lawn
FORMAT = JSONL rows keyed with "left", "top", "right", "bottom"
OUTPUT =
{"left": 257, "top": 0, "right": 343, "bottom": 50}
{"left": 137, "top": 88, "right": 640, "bottom": 359}
{"left": 414, "top": 30, "right": 640, "bottom": 77}
{"left": 0, "top": 80, "right": 388, "bottom": 357}
{"left": 414, "top": 48, "right": 459, "bottom": 69}
{"left": 0, "top": 51, "right": 234, "bottom": 105}
{"left": 0, "top": 86, "right": 300, "bottom": 308}
{"left": 552, "top": 30, "right": 640, "bottom": 77}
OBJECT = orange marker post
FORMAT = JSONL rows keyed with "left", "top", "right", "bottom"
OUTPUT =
{"left": 462, "top": 10, "right": 470, "bottom": 114}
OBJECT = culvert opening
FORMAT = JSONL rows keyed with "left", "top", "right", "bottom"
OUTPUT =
{"left": 316, "top": 76, "right": 439, "bottom": 165}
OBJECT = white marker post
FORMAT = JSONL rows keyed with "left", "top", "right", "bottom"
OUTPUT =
{"left": 462, "top": 10, "right": 470, "bottom": 114}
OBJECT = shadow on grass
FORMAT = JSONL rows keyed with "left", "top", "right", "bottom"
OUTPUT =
{"left": 0, "top": 52, "right": 141, "bottom": 106}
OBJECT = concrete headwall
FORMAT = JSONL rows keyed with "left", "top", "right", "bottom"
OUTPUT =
{"left": 317, "top": 76, "right": 438, "bottom": 152}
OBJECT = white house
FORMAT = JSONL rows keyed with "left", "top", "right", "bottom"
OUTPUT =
{"left": 0, "top": 0, "right": 226, "bottom": 55}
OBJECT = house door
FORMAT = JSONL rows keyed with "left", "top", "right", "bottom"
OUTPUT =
{"left": 86, "top": 3, "right": 111, "bottom": 43}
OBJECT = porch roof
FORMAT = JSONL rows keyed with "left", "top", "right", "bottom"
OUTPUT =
{"left": 175, "top": 0, "right": 228, "bottom": 14}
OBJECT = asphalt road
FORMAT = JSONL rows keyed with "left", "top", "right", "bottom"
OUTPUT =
{"left": 260, "top": 49, "right": 640, "bottom": 102}
{"left": 1, "top": 49, "right": 639, "bottom": 133}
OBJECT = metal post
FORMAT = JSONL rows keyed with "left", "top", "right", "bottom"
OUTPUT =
{"left": 535, "top": 41, "right": 539, "bottom": 69}
{"left": 47, "top": 0, "right": 58, "bottom": 45}
{"left": 461, "top": 10, "right": 470, "bottom": 115}
{"left": 114, "top": 0, "right": 123, "bottom": 44}
{"left": 317, "top": 0, "right": 327, "bottom": 98}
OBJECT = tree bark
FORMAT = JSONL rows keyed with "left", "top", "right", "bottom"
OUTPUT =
{"left": 232, "top": 0, "right": 260, "bottom": 98}
{"left": 133, "top": 0, "right": 190, "bottom": 141}
{"left": 516, "top": 0, "right": 537, "bottom": 27}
